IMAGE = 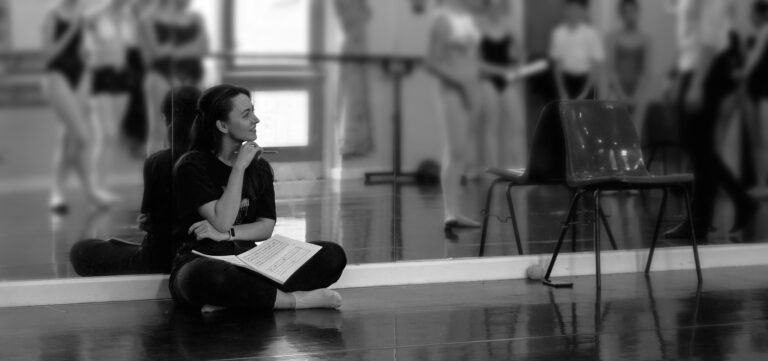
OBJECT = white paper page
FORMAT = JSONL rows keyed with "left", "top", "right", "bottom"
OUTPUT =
{"left": 236, "top": 234, "right": 321, "bottom": 284}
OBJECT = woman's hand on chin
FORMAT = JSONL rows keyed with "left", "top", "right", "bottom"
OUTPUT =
{"left": 234, "top": 141, "right": 262, "bottom": 170}
{"left": 188, "top": 220, "right": 229, "bottom": 242}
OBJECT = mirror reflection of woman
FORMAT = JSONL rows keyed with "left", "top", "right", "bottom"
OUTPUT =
{"left": 426, "top": 0, "right": 485, "bottom": 230}
{"left": 171, "top": 84, "right": 346, "bottom": 313}
{"left": 42, "top": 0, "right": 112, "bottom": 212}
{"left": 141, "top": 0, "right": 209, "bottom": 156}
{"left": 476, "top": 0, "right": 527, "bottom": 169}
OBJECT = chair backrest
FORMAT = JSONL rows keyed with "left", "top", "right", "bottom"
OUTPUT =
{"left": 523, "top": 101, "right": 567, "bottom": 183}
{"left": 557, "top": 100, "right": 651, "bottom": 186}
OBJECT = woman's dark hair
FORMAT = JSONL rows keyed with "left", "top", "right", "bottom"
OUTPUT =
{"left": 161, "top": 85, "right": 201, "bottom": 162}
{"left": 188, "top": 83, "right": 273, "bottom": 197}
{"left": 188, "top": 84, "right": 252, "bottom": 154}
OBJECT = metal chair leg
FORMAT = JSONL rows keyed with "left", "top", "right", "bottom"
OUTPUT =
{"left": 571, "top": 190, "right": 578, "bottom": 252}
{"left": 645, "top": 188, "right": 668, "bottom": 275}
{"left": 505, "top": 183, "right": 523, "bottom": 255}
{"left": 543, "top": 191, "right": 584, "bottom": 287}
{"left": 479, "top": 179, "right": 504, "bottom": 257}
{"left": 598, "top": 208, "right": 618, "bottom": 250}
{"left": 682, "top": 187, "right": 703, "bottom": 284}
{"left": 594, "top": 189, "right": 602, "bottom": 290}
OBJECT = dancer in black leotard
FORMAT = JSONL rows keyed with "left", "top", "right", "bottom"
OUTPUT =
{"left": 477, "top": 0, "right": 527, "bottom": 169}
{"left": 43, "top": 0, "right": 112, "bottom": 212}
{"left": 141, "top": 0, "right": 208, "bottom": 156}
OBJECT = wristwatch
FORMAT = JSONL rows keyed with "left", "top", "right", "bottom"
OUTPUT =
{"left": 229, "top": 227, "right": 236, "bottom": 241}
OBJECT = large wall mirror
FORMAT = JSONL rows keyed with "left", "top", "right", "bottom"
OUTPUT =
{"left": 0, "top": 0, "right": 765, "bottom": 298}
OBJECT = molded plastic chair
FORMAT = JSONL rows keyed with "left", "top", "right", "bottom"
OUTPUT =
{"left": 478, "top": 102, "right": 618, "bottom": 256}
{"left": 542, "top": 100, "right": 702, "bottom": 289}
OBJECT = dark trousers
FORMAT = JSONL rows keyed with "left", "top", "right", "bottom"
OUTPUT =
{"left": 70, "top": 236, "right": 171, "bottom": 276}
{"left": 676, "top": 61, "right": 750, "bottom": 232}
{"left": 169, "top": 241, "right": 347, "bottom": 311}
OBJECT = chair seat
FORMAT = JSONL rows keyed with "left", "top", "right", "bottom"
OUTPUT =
{"left": 569, "top": 173, "right": 694, "bottom": 189}
{"left": 485, "top": 167, "right": 526, "bottom": 181}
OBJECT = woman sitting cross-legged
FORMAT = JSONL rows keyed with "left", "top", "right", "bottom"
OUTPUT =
{"left": 170, "top": 84, "right": 347, "bottom": 313}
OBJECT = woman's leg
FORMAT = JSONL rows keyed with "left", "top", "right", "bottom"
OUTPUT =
{"left": 480, "top": 82, "right": 502, "bottom": 169}
{"left": 46, "top": 74, "right": 100, "bottom": 207}
{"left": 281, "top": 241, "right": 347, "bottom": 292}
{"left": 91, "top": 91, "right": 128, "bottom": 195}
{"left": 438, "top": 89, "right": 479, "bottom": 226}
{"left": 171, "top": 256, "right": 342, "bottom": 312}
{"left": 144, "top": 72, "right": 171, "bottom": 156}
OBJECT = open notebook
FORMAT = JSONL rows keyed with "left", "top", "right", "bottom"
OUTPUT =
{"left": 192, "top": 234, "right": 321, "bottom": 285}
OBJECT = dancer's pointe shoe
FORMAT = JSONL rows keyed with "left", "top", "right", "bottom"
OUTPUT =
{"left": 49, "top": 194, "right": 69, "bottom": 215}
{"left": 444, "top": 216, "right": 481, "bottom": 231}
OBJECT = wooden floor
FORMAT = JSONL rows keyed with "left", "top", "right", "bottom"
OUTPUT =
{"left": 1, "top": 266, "right": 766, "bottom": 360}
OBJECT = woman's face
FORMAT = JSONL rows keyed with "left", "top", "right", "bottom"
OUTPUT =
{"left": 221, "top": 94, "right": 260, "bottom": 143}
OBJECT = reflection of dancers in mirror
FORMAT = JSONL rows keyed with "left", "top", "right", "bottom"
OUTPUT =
{"left": 426, "top": 0, "right": 484, "bottom": 230}
{"left": 43, "top": 0, "right": 113, "bottom": 212}
{"left": 477, "top": 0, "right": 527, "bottom": 169}
{"left": 69, "top": 86, "right": 201, "bottom": 276}
{"left": 84, "top": 0, "right": 138, "bottom": 202}
{"left": 141, "top": 0, "right": 209, "bottom": 156}
{"left": 606, "top": 0, "right": 651, "bottom": 126}
{"left": 742, "top": 0, "right": 768, "bottom": 191}
{"left": 171, "top": 85, "right": 346, "bottom": 313}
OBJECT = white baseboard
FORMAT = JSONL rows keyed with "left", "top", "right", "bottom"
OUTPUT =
{"left": 1, "top": 243, "right": 767, "bottom": 307}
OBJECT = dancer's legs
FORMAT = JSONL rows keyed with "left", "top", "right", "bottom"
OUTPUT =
{"left": 144, "top": 72, "right": 171, "bottom": 156}
{"left": 46, "top": 74, "right": 102, "bottom": 207}
{"left": 480, "top": 82, "right": 502, "bottom": 169}
{"left": 501, "top": 83, "right": 527, "bottom": 169}
{"left": 438, "top": 89, "right": 478, "bottom": 225}
{"left": 91, "top": 92, "right": 128, "bottom": 195}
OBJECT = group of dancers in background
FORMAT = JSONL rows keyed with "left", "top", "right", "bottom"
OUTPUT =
{"left": 429, "top": 0, "right": 768, "bottom": 235}
{"left": 43, "top": 0, "right": 208, "bottom": 213}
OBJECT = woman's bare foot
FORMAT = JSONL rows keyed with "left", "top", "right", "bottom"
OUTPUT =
{"left": 293, "top": 289, "right": 342, "bottom": 309}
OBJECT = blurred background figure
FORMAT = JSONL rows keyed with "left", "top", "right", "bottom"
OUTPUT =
{"left": 426, "top": 0, "right": 484, "bottom": 230}
{"left": 606, "top": 0, "right": 650, "bottom": 128}
{"left": 84, "top": 0, "right": 140, "bottom": 202}
{"left": 664, "top": 0, "right": 760, "bottom": 240}
{"left": 141, "top": 0, "right": 208, "bottom": 156}
{"left": 70, "top": 86, "right": 200, "bottom": 276}
{"left": 741, "top": 0, "right": 768, "bottom": 192}
{"left": 549, "top": 0, "right": 605, "bottom": 100}
{"left": 476, "top": 0, "right": 527, "bottom": 169}
{"left": 43, "top": 0, "right": 113, "bottom": 212}
{"left": 334, "top": 0, "right": 374, "bottom": 159}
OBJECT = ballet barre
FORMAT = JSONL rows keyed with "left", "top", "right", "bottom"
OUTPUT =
{"left": 217, "top": 52, "right": 424, "bottom": 185}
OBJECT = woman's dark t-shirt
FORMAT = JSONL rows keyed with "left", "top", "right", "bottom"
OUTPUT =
{"left": 139, "top": 149, "right": 175, "bottom": 271}
{"left": 172, "top": 151, "right": 276, "bottom": 268}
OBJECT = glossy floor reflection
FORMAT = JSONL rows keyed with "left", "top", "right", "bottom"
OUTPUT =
{"left": 1, "top": 176, "right": 767, "bottom": 280}
{"left": 1, "top": 266, "right": 767, "bottom": 360}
